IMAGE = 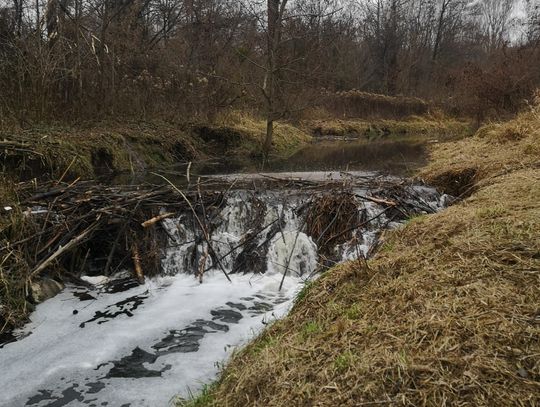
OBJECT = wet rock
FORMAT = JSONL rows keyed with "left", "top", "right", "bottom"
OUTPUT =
{"left": 30, "top": 278, "right": 64, "bottom": 303}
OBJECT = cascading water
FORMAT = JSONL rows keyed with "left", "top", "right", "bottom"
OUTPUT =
{"left": 162, "top": 191, "right": 321, "bottom": 279}
{"left": 0, "top": 172, "right": 449, "bottom": 407}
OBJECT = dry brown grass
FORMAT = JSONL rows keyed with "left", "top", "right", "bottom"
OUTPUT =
{"left": 182, "top": 102, "right": 540, "bottom": 406}
{"left": 303, "top": 116, "right": 471, "bottom": 142}
{"left": 420, "top": 100, "right": 540, "bottom": 196}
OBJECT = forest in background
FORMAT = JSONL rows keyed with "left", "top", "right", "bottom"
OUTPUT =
{"left": 1, "top": 0, "right": 540, "bottom": 126}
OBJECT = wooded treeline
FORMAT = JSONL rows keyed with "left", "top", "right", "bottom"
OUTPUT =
{"left": 1, "top": 0, "right": 539, "bottom": 124}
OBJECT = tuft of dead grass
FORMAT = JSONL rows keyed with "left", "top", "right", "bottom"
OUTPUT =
{"left": 181, "top": 103, "right": 540, "bottom": 406}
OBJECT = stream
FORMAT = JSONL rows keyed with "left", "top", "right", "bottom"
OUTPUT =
{"left": 0, "top": 141, "right": 447, "bottom": 407}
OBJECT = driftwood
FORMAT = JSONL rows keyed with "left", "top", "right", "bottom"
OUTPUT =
{"left": 31, "top": 223, "right": 98, "bottom": 278}
{"left": 357, "top": 195, "right": 397, "bottom": 207}
{"left": 131, "top": 244, "right": 145, "bottom": 284}
{"left": 141, "top": 213, "right": 175, "bottom": 228}
{"left": 4, "top": 178, "right": 225, "bottom": 285}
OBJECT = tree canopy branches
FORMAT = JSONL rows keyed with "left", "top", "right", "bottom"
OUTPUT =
{"left": 0, "top": 0, "right": 538, "bottom": 124}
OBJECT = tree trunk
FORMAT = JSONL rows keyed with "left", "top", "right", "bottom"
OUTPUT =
{"left": 264, "top": 117, "right": 274, "bottom": 159}
{"left": 263, "top": 0, "right": 280, "bottom": 161}
{"left": 433, "top": 0, "right": 449, "bottom": 62}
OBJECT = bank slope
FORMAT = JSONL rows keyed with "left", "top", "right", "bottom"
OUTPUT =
{"left": 183, "top": 105, "right": 540, "bottom": 406}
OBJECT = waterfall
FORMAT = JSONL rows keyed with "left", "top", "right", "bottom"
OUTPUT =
{"left": 160, "top": 184, "right": 446, "bottom": 279}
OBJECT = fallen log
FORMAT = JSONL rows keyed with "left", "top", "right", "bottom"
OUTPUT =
{"left": 356, "top": 194, "right": 397, "bottom": 207}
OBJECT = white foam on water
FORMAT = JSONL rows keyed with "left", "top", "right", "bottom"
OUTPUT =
{"left": 0, "top": 272, "right": 303, "bottom": 407}
{"left": 211, "top": 170, "right": 380, "bottom": 182}
{"left": 267, "top": 231, "right": 318, "bottom": 277}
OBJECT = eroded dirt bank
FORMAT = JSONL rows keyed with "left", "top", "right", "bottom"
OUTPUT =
{"left": 181, "top": 105, "right": 540, "bottom": 406}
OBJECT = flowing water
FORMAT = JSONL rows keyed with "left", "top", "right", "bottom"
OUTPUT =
{"left": 0, "top": 169, "right": 448, "bottom": 407}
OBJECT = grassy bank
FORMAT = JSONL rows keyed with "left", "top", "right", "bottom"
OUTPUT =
{"left": 0, "top": 116, "right": 312, "bottom": 182}
{"left": 181, "top": 106, "right": 540, "bottom": 404}
{"left": 0, "top": 114, "right": 470, "bottom": 184}
{"left": 211, "top": 112, "right": 312, "bottom": 159}
{"left": 0, "top": 121, "right": 200, "bottom": 180}
{"left": 303, "top": 114, "right": 472, "bottom": 142}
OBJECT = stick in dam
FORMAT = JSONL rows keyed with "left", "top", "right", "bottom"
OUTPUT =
{"left": 151, "top": 172, "right": 232, "bottom": 282}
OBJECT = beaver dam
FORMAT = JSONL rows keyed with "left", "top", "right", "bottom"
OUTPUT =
{"left": 0, "top": 171, "right": 452, "bottom": 406}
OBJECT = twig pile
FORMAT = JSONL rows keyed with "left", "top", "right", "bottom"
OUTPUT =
{"left": 306, "top": 192, "right": 359, "bottom": 256}
{"left": 2, "top": 180, "right": 224, "bottom": 285}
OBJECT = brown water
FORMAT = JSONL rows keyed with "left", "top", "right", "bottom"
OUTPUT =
{"left": 111, "top": 139, "right": 428, "bottom": 186}
{"left": 272, "top": 139, "right": 427, "bottom": 175}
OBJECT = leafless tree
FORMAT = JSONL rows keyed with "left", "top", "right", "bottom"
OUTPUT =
{"left": 0, "top": 0, "right": 539, "bottom": 125}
